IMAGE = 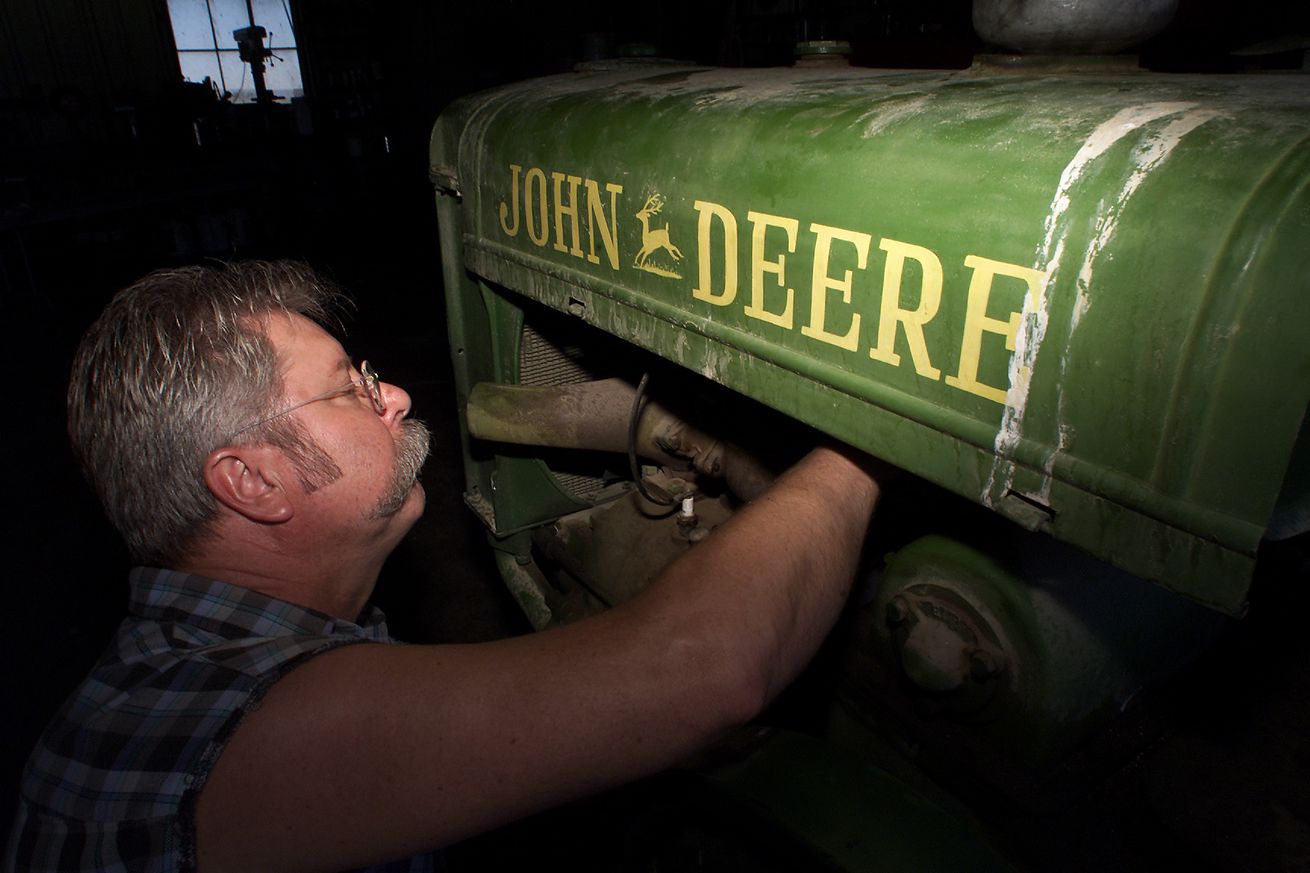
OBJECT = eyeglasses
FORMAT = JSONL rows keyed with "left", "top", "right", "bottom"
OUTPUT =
{"left": 229, "top": 360, "right": 385, "bottom": 439}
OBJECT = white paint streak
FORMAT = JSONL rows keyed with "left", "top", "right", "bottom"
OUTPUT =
{"left": 672, "top": 329, "right": 689, "bottom": 363}
{"left": 699, "top": 347, "right": 728, "bottom": 380}
{"left": 860, "top": 95, "right": 930, "bottom": 138}
{"left": 984, "top": 102, "right": 1211, "bottom": 506}
{"left": 1070, "top": 109, "right": 1219, "bottom": 329}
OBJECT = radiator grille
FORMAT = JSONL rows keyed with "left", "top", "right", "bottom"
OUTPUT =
{"left": 520, "top": 323, "right": 594, "bottom": 386}
{"left": 519, "top": 318, "right": 608, "bottom": 502}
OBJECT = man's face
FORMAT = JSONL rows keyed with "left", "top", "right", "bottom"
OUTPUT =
{"left": 264, "top": 312, "right": 429, "bottom": 541}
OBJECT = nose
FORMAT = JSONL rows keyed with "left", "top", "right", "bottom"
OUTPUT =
{"left": 379, "top": 380, "right": 411, "bottom": 426}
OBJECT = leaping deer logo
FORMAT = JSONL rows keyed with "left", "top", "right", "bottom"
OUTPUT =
{"left": 633, "top": 193, "right": 683, "bottom": 278}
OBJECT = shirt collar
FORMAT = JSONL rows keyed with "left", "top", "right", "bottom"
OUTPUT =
{"left": 128, "top": 566, "right": 392, "bottom": 642}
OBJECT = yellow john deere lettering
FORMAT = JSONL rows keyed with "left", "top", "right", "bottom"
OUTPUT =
{"left": 498, "top": 163, "right": 1047, "bottom": 405}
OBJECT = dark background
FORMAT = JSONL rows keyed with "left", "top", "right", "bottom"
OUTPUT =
{"left": 3, "top": 1, "right": 1309, "bottom": 871}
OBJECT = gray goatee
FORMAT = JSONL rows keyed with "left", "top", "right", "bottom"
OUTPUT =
{"left": 372, "top": 418, "right": 432, "bottom": 518}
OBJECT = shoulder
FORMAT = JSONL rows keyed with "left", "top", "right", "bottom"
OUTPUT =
{"left": 26, "top": 615, "right": 375, "bottom": 813}
{"left": 13, "top": 611, "right": 381, "bottom": 872}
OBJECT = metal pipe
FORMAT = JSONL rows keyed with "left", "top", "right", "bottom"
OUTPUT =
{"left": 466, "top": 379, "right": 776, "bottom": 499}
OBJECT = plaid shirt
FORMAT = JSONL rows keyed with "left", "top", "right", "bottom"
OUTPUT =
{"left": 5, "top": 568, "right": 434, "bottom": 873}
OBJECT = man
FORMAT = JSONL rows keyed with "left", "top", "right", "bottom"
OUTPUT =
{"left": 6, "top": 260, "right": 884, "bottom": 872}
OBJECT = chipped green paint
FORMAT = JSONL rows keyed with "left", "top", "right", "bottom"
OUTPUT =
{"left": 432, "top": 61, "right": 1310, "bottom": 615}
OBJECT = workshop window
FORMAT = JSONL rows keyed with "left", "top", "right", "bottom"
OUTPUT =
{"left": 165, "top": 0, "right": 303, "bottom": 103}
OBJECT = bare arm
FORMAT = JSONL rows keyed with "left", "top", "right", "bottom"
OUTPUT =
{"left": 195, "top": 446, "right": 883, "bottom": 872}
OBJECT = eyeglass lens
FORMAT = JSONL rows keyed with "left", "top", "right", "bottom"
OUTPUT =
{"left": 360, "top": 360, "right": 384, "bottom": 413}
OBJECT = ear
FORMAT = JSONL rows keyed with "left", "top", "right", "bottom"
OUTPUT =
{"left": 203, "top": 445, "right": 295, "bottom": 524}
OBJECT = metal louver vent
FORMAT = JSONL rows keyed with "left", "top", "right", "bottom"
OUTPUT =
{"left": 519, "top": 318, "right": 608, "bottom": 502}
{"left": 520, "top": 323, "right": 594, "bottom": 386}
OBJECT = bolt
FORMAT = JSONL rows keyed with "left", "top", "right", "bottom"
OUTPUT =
{"left": 886, "top": 596, "right": 910, "bottom": 626}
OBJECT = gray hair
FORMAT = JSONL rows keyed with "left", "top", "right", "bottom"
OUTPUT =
{"left": 68, "top": 260, "right": 347, "bottom": 565}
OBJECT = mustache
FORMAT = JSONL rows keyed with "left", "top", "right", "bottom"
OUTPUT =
{"left": 372, "top": 418, "right": 432, "bottom": 518}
